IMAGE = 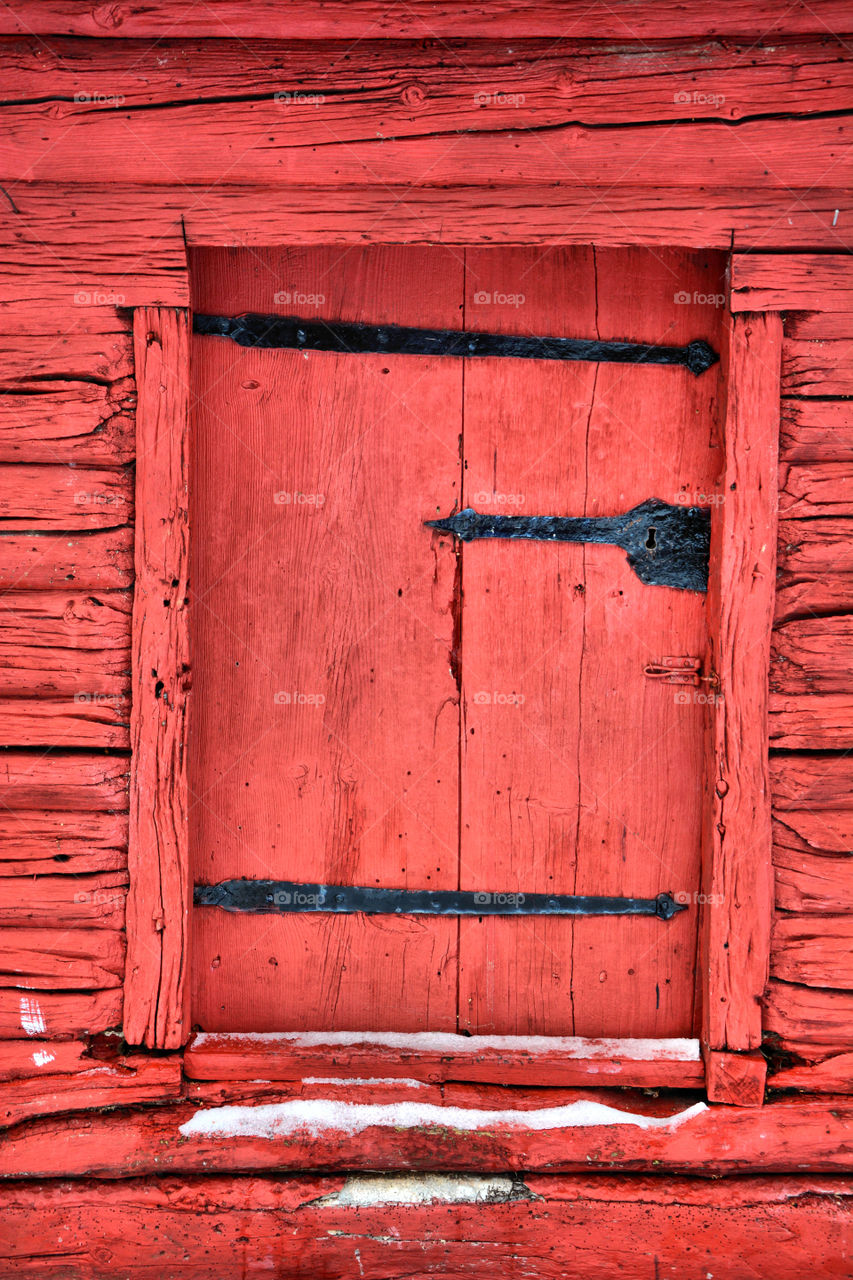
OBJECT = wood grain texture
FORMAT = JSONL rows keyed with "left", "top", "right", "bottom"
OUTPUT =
{"left": 0, "top": 1056, "right": 181, "bottom": 1129}
{"left": 771, "top": 616, "right": 853, "bottom": 693}
{"left": 774, "top": 842, "right": 853, "bottom": 915}
{"left": 704, "top": 1049, "right": 767, "bottom": 1106}
{"left": 0, "top": 927, "right": 124, "bottom": 989}
{"left": 780, "top": 401, "right": 853, "bottom": 464}
{"left": 770, "top": 1053, "right": 853, "bottom": 1092}
{"left": 0, "top": 989, "right": 121, "bottom": 1039}
{"left": 771, "top": 917, "right": 853, "bottom": 989}
{"left": 0, "top": 1039, "right": 87, "bottom": 1079}
{"left": 0, "top": 529, "right": 133, "bottom": 590}
{"left": 782, "top": 340, "right": 853, "bottom": 397}
{"left": 4, "top": 37, "right": 851, "bottom": 122}
{"left": 0, "top": 810, "right": 127, "bottom": 876}
{"left": 779, "top": 462, "right": 853, "bottom": 518}
{"left": 2, "top": 1175, "right": 851, "bottom": 1279}
{"left": 700, "top": 311, "right": 781, "bottom": 1053}
{"left": 0, "top": 590, "right": 131, "bottom": 699}
{"left": 776, "top": 519, "right": 853, "bottom": 622}
{"left": 771, "top": 754, "right": 853, "bottom": 812}
{"left": 3, "top": 111, "right": 848, "bottom": 189}
{"left": 731, "top": 254, "right": 853, "bottom": 312}
{"left": 769, "top": 693, "right": 853, "bottom": 749}
{"left": 0, "top": 381, "right": 134, "bottom": 465}
{"left": 1, "top": 1093, "right": 852, "bottom": 1176}
{"left": 0, "top": 753, "right": 128, "bottom": 811}
{"left": 764, "top": 981, "right": 853, "bottom": 1051}
{"left": 184, "top": 1032, "right": 704, "bottom": 1089}
{"left": 125, "top": 309, "right": 190, "bottom": 1051}
{"left": 0, "top": 698, "right": 129, "bottom": 748}
{"left": 0, "top": 872, "right": 126, "bottom": 928}
{"left": 1, "top": 1, "right": 850, "bottom": 38}
{"left": 0, "top": 330, "right": 133, "bottom": 386}
{"left": 0, "top": 465, "right": 132, "bottom": 530}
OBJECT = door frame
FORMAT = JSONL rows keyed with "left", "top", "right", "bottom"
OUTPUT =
{"left": 123, "top": 244, "right": 781, "bottom": 1108}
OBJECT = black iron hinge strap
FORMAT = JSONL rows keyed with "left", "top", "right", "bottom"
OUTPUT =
{"left": 194, "top": 881, "right": 687, "bottom": 921}
{"left": 193, "top": 313, "right": 719, "bottom": 376}
{"left": 427, "top": 499, "right": 711, "bottom": 593}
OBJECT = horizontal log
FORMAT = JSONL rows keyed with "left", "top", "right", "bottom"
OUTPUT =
{"left": 772, "top": 808, "right": 853, "bottom": 854}
{"left": 782, "top": 339, "right": 853, "bottom": 396}
{"left": 0, "top": 754, "right": 128, "bottom": 811}
{"left": 1, "top": 1, "right": 850, "bottom": 39}
{"left": 763, "top": 980, "right": 853, "bottom": 1051}
{"left": 0, "top": 1092, "right": 851, "bottom": 1177}
{"left": 770, "top": 917, "right": 853, "bottom": 989}
{"left": 775, "top": 573, "right": 853, "bottom": 624}
{"left": 769, "top": 1053, "right": 853, "bottom": 1092}
{"left": 184, "top": 1032, "right": 705, "bottom": 1089}
{"left": 769, "top": 693, "right": 853, "bottom": 749}
{"left": 774, "top": 839, "right": 853, "bottom": 915}
{"left": 1, "top": 1174, "right": 851, "bottom": 1280}
{"left": 0, "top": 528, "right": 133, "bottom": 590}
{"left": 0, "top": 989, "right": 121, "bottom": 1038}
{"left": 776, "top": 518, "right": 853, "bottom": 621}
{"left": 7, "top": 181, "right": 850, "bottom": 255}
{"left": 0, "top": 698, "right": 129, "bottom": 749}
{"left": 1, "top": 110, "right": 848, "bottom": 189}
{"left": 785, "top": 310, "right": 853, "bottom": 340}
{"left": 0, "top": 381, "right": 134, "bottom": 465}
{"left": 0, "top": 589, "right": 131, "bottom": 697}
{"left": 771, "top": 753, "right": 853, "bottom": 811}
{"left": 780, "top": 401, "right": 853, "bottom": 465}
{"left": 0, "top": 466, "right": 132, "bottom": 530}
{"left": 0, "top": 1057, "right": 181, "bottom": 1129}
{"left": 779, "top": 462, "right": 853, "bottom": 517}
{"left": 0, "top": 1039, "right": 87, "bottom": 1080}
{"left": 0, "top": 810, "right": 127, "bottom": 875}
{"left": 0, "top": 927, "right": 124, "bottom": 989}
{"left": 731, "top": 254, "right": 853, "bottom": 312}
{"left": 0, "top": 331, "right": 133, "bottom": 386}
{"left": 4, "top": 37, "right": 852, "bottom": 123}
{"left": 0, "top": 873, "right": 126, "bottom": 928}
{"left": 771, "top": 616, "right": 853, "bottom": 694}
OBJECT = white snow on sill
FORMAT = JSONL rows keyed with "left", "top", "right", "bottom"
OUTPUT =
{"left": 303, "top": 1076, "right": 429, "bottom": 1088}
{"left": 192, "top": 1031, "right": 700, "bottom": 1061}
{"left": 179, "top": 1098, "right": 707, "bottom": 1140}
{"left": 32, "top": 1050, "right": 55, "bottom": 1068}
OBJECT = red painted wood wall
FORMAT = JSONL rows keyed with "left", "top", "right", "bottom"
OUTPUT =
{"left": 0, "top": 3, "right": 850, "bottom": 1275}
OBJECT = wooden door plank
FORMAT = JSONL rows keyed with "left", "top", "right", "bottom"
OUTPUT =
{"left": 124, "top": 308, "right": 191, "bottom": 1051}
{"left": 188, "top": 247, "right": 461, "bottom": 1033}
{"left": 458, "top": 247, "right": 722, "bottom": 1038}
{"left": 700, "top": 311, "right": 782, "bottom": 1056}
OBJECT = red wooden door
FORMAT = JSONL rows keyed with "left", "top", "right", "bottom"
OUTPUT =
{"left": 189, "top": 245, "right": 725, "bottom": 1038}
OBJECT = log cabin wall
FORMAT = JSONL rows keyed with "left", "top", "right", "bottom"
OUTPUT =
{"left": 0, "top": 3, "right": 850, "bottom": 1275}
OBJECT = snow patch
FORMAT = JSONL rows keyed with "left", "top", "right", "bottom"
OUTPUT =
{"left": 303, "top": 1076, "right": 428, "bottom": 1088}
{"left": 179, "top": 1098, "right": 707, "bottom": 1140}
{"left": 192, "top": 1031, "right": 700, "bottom": 1060}
{"left": 315, "top": 1173, "right": 525, "bottom": 1207}
{"left": 19, "top": 996, "right": 46, "bottom": 1036}
{"left": 32, "top": 1050, "right": 55, "bottom": 1067}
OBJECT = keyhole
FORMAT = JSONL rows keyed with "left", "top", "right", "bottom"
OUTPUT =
{"left": 645, "top": 526, "right": 657, "bottom": 550}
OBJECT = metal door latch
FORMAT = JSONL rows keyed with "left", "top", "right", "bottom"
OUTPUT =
{"left": 644, "top": 657, "right": 720, "bottom": 689}
{"left": 194, "top": 880, "right": 688, "bottom": 921}
{"left": 426, "top": 498, "right": 710, "bottom": 592}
